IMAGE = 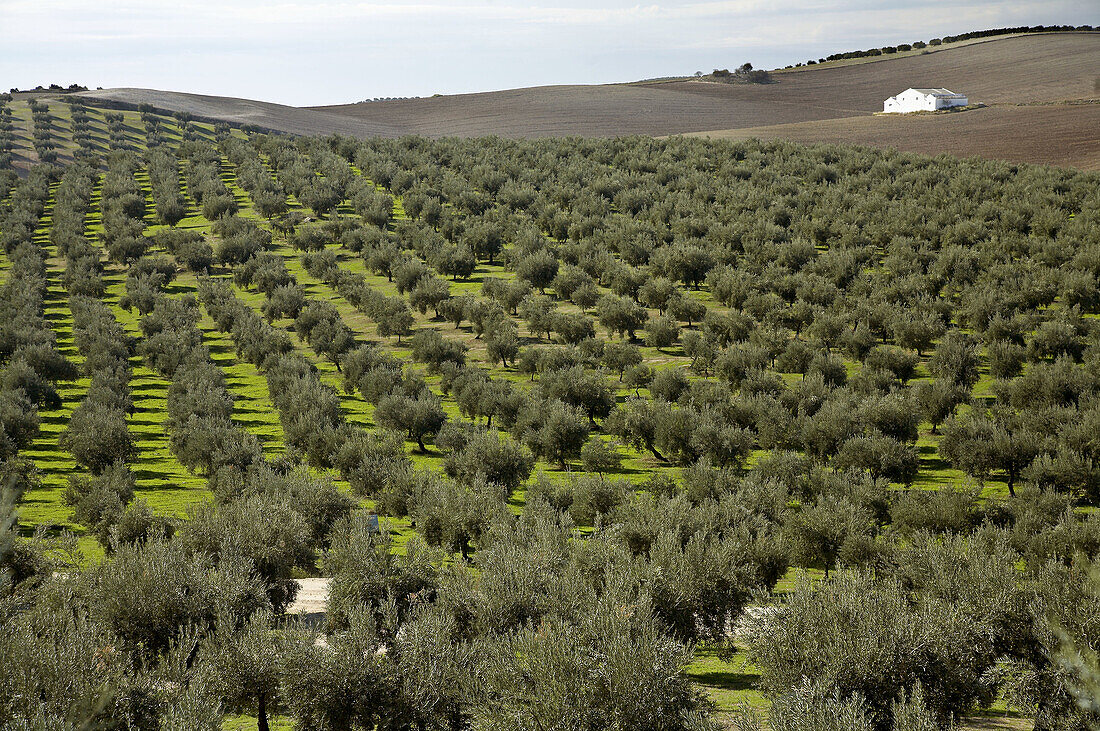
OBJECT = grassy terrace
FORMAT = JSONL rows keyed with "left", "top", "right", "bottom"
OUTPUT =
{"left": 17, "top": 181, "right": 93, "bottom": 544}
{"left": 7, "top": 99, "right": 997, "bottom": 506}
{"left": 7, "top": 106, "right": 218, "bottom": 554}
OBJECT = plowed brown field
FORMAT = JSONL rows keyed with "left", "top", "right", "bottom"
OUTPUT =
{"left": 310, "top": 33, "right": 1098, "bottom": 137}
{"left": 685, "top": 104, "right": 1100, "bottom": 171}
{"left": 75, "top": 32, "right": 1100, "bottom": 168}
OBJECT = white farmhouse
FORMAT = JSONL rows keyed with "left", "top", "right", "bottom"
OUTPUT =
{"left": 883, "top": 88, "right": 968, "bottom": 113}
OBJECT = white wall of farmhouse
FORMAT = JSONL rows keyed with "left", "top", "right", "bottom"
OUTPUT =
{"left": 883, "top": 88, "right": 969, "bottom": 113}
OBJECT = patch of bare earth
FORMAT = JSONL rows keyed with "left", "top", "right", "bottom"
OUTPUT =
{"left": 287, "top": 577, "right": 330, "bottom": 625}
{"left": 958, "top": 715, "right": 1033, "bottom": 731}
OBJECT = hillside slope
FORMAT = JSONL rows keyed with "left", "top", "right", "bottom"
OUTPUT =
{"left": 74, "top": 88, "right": 401, "bottom": 137}
{"left": 311, "top": 32, "right": 1098, "bottom": 137}
{"left": 69, "top": 32, "right": 1100, "bottom": 168}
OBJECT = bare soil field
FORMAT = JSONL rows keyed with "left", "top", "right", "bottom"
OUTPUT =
{"left": 311, "top": 33, "right": 1098, "bottom": 137}
{"left": 309, "top": 81, "right": 864, "bottom": 138}
{"left": 685, "top": 103, "right": 1100, "bottom": 170}
{"left": 73, "top": 33, "right": 1098, "bottom": 142}
{"left": 765, "top": 31, "right": 1099, "bottom": 104}
{"left": 68, "top": 33, "right": 1099, "bottom": 169}
{"left": 288, "top": 578, "right": 330, "bottom": 617}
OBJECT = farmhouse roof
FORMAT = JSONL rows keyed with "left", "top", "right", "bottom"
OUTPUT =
{"left": 909, "top": 88, "right": 965, "bottom": 97}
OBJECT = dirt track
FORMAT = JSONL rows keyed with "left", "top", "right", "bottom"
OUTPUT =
{"left": 288, "top": 578, "right": 330, "bottom": 616}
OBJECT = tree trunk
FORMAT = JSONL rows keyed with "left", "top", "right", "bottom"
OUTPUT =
{"left": 257, "top": 692, "right": 269, "bottom": 731}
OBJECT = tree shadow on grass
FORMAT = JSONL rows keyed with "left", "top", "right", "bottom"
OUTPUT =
{"left": 130, "top": 467, "right": 186, "bottom": 485}
{"left": 690, "top": 668, "right": 759, "bottom": 693}
{"left": 606, "top": 462, "right": 646, "bottom": 478}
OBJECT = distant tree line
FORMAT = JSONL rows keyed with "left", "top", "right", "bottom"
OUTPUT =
{"left": 6, "top": 83, "right": 88, "bottom": 93}
{"left": 785, "top": 24, "right": 1095, "bottom": 67}
{"left": 707, "top": 62, "right": 772, "bottom": 84}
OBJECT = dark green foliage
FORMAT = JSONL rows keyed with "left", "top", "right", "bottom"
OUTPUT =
{"left": 940, "top": 413, "right": 1042, "bottom": 496}
{"left": 82, "top": 539, "right": 269, "bottom": 658}
{"left": 597, "top": 293, "right": 649, "bottom": 340}
{"left": 294, "top": 299, "right": 356, "bottom": 366}
{"left": 514, "top": 398, "right": 591, "bottom": 467}
{"left": 61, "top": 403, "right": 134, "bottom": 473}
{"left": 784, "top": 492, "right": 878, "bottom": 576}
{"left": 443, "top": 428, "right": 534, "bottom": 493}
{"left": 410, "top": 328, "right": 467, "bottom": 372}
{"left": 178, "top": 494, "right": 314, "bottom": 613}
{"left": 376, "top": 389, "right": 447, "bottom": 451}
{"left": 65, "top": 461, "right": 136, "bottom": 545}
{"left": 750, "top": 571, "right": 1002, "bottom": 729}
{"left": 516, "top": 250, "right": 559, "bottom": 292}
{"left": 157, "top": 228, "right": 213, "bottom": 272}
{"left": 928, "top": 332, "right": 981, "bottom": 390}
{"left": 602, "top": 341, "right": 642, "bottom": 380}
{"left": 333, "top": 428, "right": 410, "bottom": 497}
{"left": 835, "top": 435, "right": 919, "bottom": 484}
{"left": 581, "top": 437, "right": 623, "bottom": 475}
{"left": 208, "top": 611, "right": 286, "bottom": 731}
{"left": 539, "top": 365, "right": 615, "bottom": 423}
{"left": 412, "top": 474, "right": 512, "bottom": 557}
{"left": 324, "top": 518, "right": 439, "bottom": 630}
{"left": 645, "top": 315, "right": 681, "bottom": 351}
{"left": 475, "top": 594, "right": 710, "bottom": 731}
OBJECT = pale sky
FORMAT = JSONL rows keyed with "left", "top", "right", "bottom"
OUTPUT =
{"left": 1, "top": 0, "right": 1095, "bottom": 106}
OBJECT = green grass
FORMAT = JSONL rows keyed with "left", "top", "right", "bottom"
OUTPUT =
{"left": 15, "top": 182, "right": 96, "bottom": 553}
{"left": 222, "top": 715, "right": 295, "bottom": 731}
{"left": 685, "top": 645, "right": 768, "bottom": 718}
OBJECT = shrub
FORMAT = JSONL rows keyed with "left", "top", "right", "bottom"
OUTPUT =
{"left": 61, "top": 403, "right": 133, "bottom": 473}
{"left": 750, "top": 571, "right": 1002, "bottom": 729}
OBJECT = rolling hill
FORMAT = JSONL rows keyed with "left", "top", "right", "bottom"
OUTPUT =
{"left": 310, "top": 32, "right": 1098, "bottom": 136}
{"left": 72, "top": 88, "right": 400, "bottom": 138}
{"left": 65, "top": 31, "right": 1100, "bottom": 169}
